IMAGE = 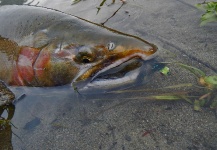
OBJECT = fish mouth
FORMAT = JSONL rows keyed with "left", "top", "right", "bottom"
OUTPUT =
{"left": 92, "top": 58, "right": 142, "bottom": 81}
{"left": 74, "top": 57, "right": 146, "bottom": 92}
{"left": 89, "top": 58, "right": 142, "bottom": 87}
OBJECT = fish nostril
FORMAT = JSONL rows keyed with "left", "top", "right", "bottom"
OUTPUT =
{"left": 107, "top": 42, "right": 115, "bottom": 50}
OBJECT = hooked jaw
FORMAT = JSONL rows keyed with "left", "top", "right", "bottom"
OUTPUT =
{"left": 72, "top": 46, "right": 157, "bottom": 92}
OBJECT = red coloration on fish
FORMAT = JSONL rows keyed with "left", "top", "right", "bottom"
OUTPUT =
{"left": 33, "top": 48, "right": 51, "bottom": 85}
{"left": 10, "top": 47, "right": 40, "bottom": 86}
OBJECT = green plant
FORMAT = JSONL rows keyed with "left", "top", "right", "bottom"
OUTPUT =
{"left": 196, "top": 1, "right": 217, "bottom": 26}
{"left": 174, "top": 63, "right": 217, "bottom": 110}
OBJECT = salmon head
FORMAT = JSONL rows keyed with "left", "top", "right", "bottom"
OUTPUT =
{"left": 0, "top": 5, "right": 157, "bottom": 92}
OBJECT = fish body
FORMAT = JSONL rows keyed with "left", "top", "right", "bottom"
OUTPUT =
{"left": 0, "top": 5, "right": 157, "bottom": 91}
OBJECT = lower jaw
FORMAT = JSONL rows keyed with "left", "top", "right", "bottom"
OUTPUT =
{"left": 77, "top": 63, "right": 144, "bottom": 94}
{"left": 74, "top": 59, "right": 147, "bottom": 93}
{"left": 74, "top": 58, "right": 160, "bottom": 94}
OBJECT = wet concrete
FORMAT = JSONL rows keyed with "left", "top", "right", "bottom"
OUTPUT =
{"left": 1, "top": 0, "right": 217, "bottom": 149}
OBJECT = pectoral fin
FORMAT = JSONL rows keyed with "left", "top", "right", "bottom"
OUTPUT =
{"left": 33, "top": 29, "right": 50, "bottom": 48}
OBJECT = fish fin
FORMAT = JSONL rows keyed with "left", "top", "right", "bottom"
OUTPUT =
{"left": 33, "top": 30, "right": 50, "bottom": 48}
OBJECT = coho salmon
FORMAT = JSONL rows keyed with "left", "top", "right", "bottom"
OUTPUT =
{"left": 0, "top": 5, "right": 157, "bottom": 92}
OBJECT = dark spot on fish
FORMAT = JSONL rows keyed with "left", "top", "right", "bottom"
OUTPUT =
{"left": 108, "top": 55, "right": 117, "bottom": 61}
{"left": 23, "top": 117, "right": 41, "bottom": 131}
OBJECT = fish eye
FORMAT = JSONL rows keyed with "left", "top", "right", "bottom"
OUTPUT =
{"left": 74, "top": 46, "right": 96, "bottom": 64}
{"left": 107, "top": 42, "right": 115, "bottom": 50}
{"left": 75, "top": 52, "right": 94, "bottom": 64}
{"left": 82, "top": 56, "right": 91, "bottom": 63}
